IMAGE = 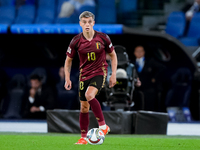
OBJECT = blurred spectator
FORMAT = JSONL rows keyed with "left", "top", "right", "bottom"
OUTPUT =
{"left": 56, "top": 66, "right": 79, "bottom": 91}
{"left": 132, "top": 46, "right": 165, "bottom": 111}
{"left": 182, "top": 0, "right": 200, "bottom": 35}
{"left": 30, "top": 67, "right": 47, "bottom": 85}
{"left": 165, "top": 67, "right": 193, "bottom": 122}
{"left": 56, "top": 66, "right": 65, "bottom": 91}
{"left": 183, "top": 0, "right": 200, "bottom": 21}
{"left": 56, "top": 66, "right": 79, "bottom": 110}
{"left": 23, "top": 74, "right": 56, "bottom": 119}
{"left": 165, "top": 67, "right": 192, "bottom": 107}
{"left": 59, "top": 0, "right": 95, "bottom": 18}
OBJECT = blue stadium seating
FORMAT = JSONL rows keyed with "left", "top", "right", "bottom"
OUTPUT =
{"left": 179, "top": 12, "right": 200, "bottom": 46}
{"left": 14, "top": 5, "right": 36, "bottom": 24}
{"left": 0, "top": 0, "right": 35, "bottom": 6}
{"left": 0, "top": 24, "right": 8, "bottom": 33}
{"left": 0, "top": 0, "right": 14, "bottom": 6}
{"left": 37, "top": 0, "right": 55, "bottom": 8}
{"left": 0, "top": 0, "right": 118, "bottom": 25}
{"left": 165, "top": 11, "right": 186, "bottom": 38}
{"left": 55, "top": 17, "right": 73, "bottom": 24}
{"left": 96, "top": 7, "right": 116, "bottom": 24}
{"left": 187, "top": 13, "right": 200, "bottom": 38}
{"left": 78, "top": 5, "right": 96, "bottom": 16}
{"left": 56, "top": 0, "right": 96, "bottom": 24}
{"left": 179, "top": 37, "right": 199, "bottom": 46}
{"left": 0, "top": 6, "right": 15, "bottom": 25}
{"left": 56, "top": 0, "right": 70, "bottom": 16}
{"left": 119, "top": 0, "right": 137, "bottom": 14}
{"left": 96, "top": 0, "right": 115, "bottom": 7}
{"left": 96, "top": 0, "right": 116, "bottom": 24}
{"left": 36, "top": 0, "right": 56, "bottom": 24}
{"left": 35, "top": 7, "right": 55, "bottom": 24}
{"left": 25, "top": 0, "right": 36, "bottom": 5}
{"left": 54, "top": 0, "right": 73, "bottom": 24}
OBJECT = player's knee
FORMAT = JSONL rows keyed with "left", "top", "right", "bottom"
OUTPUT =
{"left": 80, "top": 104, "right": 89, "bottom": 113}
{"left": 85, "top": 92, "right": 95, "bottom": 101}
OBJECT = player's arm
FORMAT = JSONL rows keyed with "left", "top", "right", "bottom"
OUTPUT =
{"left": 108, "top": 50, "right": 117, "bottom": 88}
{"left": 64, "top": 56, "right": 73, "bottom": 90}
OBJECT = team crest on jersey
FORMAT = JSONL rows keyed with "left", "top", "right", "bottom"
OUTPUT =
{"left": 67, "top": 47, "right": 71, "bottom": 54}
{"left": 96, "top": 42, "right": 101, "bottom": 50}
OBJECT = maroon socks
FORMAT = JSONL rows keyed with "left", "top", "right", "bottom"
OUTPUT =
{"left": 80, "top": 112, "right": 89, "bottom": 138}
{"left": 80, "top": 98, "right": 106, "bottom": 137}
{"left": 88, "top": 98, "right": 105, "bottom": 126}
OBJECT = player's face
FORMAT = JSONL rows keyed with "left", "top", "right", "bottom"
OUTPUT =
{"left": 79, "top": 17, "right": 95, "bottom": 33}
{"left": 134, "top": 46, "right": 145, "bottom": 59}
{"left": 30, "top": 79, "right": 42, "bottom": 89}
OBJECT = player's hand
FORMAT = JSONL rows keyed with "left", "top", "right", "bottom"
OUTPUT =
{"left": 30, "top": 106, "right": 40, "bottom": 113}
{"left": 109, "top": 74, "right": 116, "bottom": 88}
{"left": 135, "top": 78, "right": 141, "bottom": 87}
{"left": 64, "top": 79, "right": 72, "bottom": 90}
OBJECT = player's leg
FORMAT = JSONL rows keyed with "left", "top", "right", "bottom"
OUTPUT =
{"left": 80, "top": 101, "right": 90, "bottom": 138}
{"left": 75, "top": 100, "right": 90, "bottom": 145}
{"left": 75, "top": 80, "right": 90, "bottom": 145}
{"left": 85, "top": 85, "right": 110, "bottom": 135}
{"left": 85, "top": 86, "right": 105, "bottom": 125}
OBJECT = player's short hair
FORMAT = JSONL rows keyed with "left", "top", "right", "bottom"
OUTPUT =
{"left": 134, "top": 45, "right": 145, "bottom": 52}
{"left": 30, "top": 74, "right": 42, "bottom": 81}
{"left": 79, "top": 11, "right": 95, "bottom": 21}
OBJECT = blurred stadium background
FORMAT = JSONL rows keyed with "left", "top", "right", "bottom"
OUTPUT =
{"left": 0, "top": 0, "right": 200, "bottom": 136}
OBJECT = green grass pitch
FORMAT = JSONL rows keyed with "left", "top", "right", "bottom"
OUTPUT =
{"left": 0, "top": 133, "right": 200, "bottom": 150}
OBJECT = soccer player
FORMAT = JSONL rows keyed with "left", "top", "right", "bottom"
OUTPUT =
{"left": 64, "top": 11, "right": 117, "bottom": 145}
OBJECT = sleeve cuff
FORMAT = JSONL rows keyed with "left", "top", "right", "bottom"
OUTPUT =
{"left": 29, "top": 96, "right": 34, "bottom": 104}
{"left": 39, "top": 106, "right": 45, "bottom": 112}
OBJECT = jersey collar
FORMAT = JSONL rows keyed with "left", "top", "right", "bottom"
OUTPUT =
{"left": 82, "top": 30, "right": 97, "bottom": 41}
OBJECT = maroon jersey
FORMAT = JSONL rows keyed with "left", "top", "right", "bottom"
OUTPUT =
{"left": 66, "top": 31, "right": 114, "bottom": 81}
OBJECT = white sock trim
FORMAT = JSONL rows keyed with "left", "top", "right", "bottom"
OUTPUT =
{"left": 99, "top": 124, "right": 106, "bottom": 130}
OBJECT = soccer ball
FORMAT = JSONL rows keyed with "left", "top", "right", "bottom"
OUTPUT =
{"left": 86, "top": 128, "right": 105, "bottom": 145}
